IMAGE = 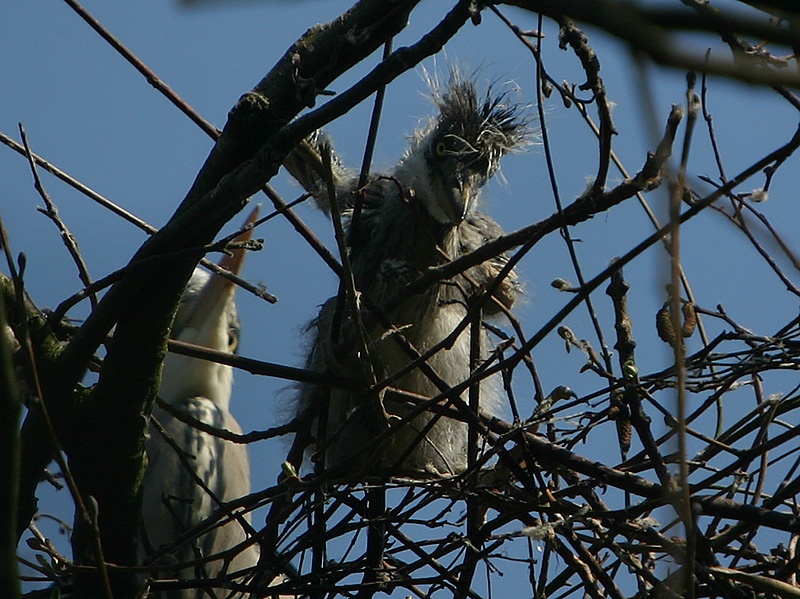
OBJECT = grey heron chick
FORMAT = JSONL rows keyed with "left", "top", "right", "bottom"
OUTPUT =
{"left": 287, "top": 73, "right": 529, "bottom": 477}
{"left": 142, "top": 209, "right": 259, "bottom": 598}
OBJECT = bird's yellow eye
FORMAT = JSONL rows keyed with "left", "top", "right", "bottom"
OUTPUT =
{"left": 228, "top": 327, "right": 240, "bottom": 353}
{"left": 435, "top": 141, "right": 447, "bottom": 157}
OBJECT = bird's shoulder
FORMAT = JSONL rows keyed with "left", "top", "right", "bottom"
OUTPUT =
{"left": 458, "top": 210, "right": 522, "bottom": 312}
{"left": 153, "top": 396, "right": 228, "bottom": 431}
{"left": 463, "top": 210, "right": 507, "bottom": 242}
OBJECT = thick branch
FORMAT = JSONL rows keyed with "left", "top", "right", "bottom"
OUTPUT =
{"left": 0, "top": 284, "right": 21, "bottom": 599}
{"left": 503, "top": 0, "right": 800, "bottom": 86}
{"left": 16, "top": 1, "right": 435, "bottom": 593}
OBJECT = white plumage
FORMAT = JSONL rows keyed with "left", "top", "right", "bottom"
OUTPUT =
{"left": 287, "top": 72, "right": 529, "bottom": 477}
{"left": 142, "top": 213, "right": 259, "bottom": 598}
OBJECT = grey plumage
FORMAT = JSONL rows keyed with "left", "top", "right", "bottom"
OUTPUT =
{"left": 288, "top": 72, "right": 529, "bottom": 477}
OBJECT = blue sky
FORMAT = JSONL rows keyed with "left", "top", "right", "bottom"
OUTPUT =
{"left": 5, "top": 0, "right": 800, "bottom": 594}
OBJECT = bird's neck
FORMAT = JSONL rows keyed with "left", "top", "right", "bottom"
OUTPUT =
{"left": 401, "top": 193, "right": 459, "bottom": 270}
{"left": 159, "top": 351, "right": 234, "bottom": 411}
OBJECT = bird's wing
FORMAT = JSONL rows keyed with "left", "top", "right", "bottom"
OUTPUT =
{"left": 283, "top": 129, "right": 358, "bottom": 216}
{"left": 143, "top": 398, "right": 258, "bottom": 578}
{"left": 141, "top": 415, "right": 185, "bottom": 558}
{"left": 460, "top": 211, "right": 521, "bottom": 314}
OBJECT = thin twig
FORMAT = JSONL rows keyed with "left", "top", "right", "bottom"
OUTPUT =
{"left": 18, "top": 124, "right": 98, "bottom": 310}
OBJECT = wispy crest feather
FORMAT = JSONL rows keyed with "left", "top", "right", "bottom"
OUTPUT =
{"left": 414, "top": 67, "right": 532, "bottom": 180}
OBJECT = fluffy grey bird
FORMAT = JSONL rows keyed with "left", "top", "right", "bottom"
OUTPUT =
{"left": 141, "top": 210, "right": 259, "bottom": 598}
{"left": 287, "top": 72, "right": 529, "bottom": 477}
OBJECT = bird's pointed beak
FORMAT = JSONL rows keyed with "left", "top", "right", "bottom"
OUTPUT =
{"left": 188, "top": 206, "right": 260, "bottom": 329}
{"left": 217, "top": 205, "right": 259, "bottom": 281}
{"left": 433, "top": 169, "right": 473, "bottom": 224}
{"left": 446, "top": 185, "right": 471, "bottom": 224}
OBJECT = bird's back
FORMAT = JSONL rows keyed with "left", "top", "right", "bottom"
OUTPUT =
{"left": 143, "top": 397, "right": 257, "bottom": 598}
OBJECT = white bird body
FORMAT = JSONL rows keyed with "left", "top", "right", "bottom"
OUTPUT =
{"left": 141, "top": 212, "right": 260, "bottom": 598}
{"left": 289, "top": 73, "right": 528, "bottom": 477}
